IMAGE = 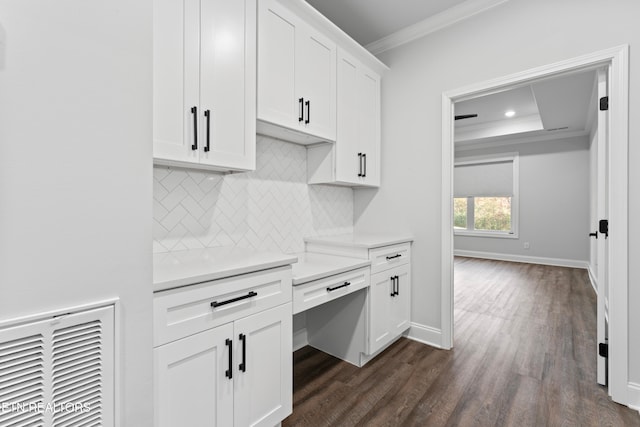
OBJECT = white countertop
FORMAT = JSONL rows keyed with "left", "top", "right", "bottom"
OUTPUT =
{"left": 291, "top": 252, "right": 370, "bottom": 286}
{"left": 304, "top": 233, "right": 413, "bottom": 249}
{"left": 153, "top": 247, "right": 297, "bottom": 292}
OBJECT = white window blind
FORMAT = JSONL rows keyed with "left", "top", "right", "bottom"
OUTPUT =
{"left": 454, "top": 159, "right": 514, "bottom": 197}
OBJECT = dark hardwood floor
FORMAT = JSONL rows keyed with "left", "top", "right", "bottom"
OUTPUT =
{"left": 283, "top": 257, "right": 640, "bottom": 426}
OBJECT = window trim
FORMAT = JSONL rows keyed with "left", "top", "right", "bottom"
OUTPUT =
{"left": 454, "top": 153, "right": 519, "bottom": 239}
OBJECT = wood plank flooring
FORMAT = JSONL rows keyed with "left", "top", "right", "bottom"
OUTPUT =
{"left": 283, "top": 257, "right": 640, "bottom": 426}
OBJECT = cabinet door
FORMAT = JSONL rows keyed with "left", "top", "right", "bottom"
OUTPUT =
{"left": 296, "top": 22, "right": 337, "bottom": 141}
{"left": 153, "top": 0, "right": 200, "bottom": 163}
{"left": 390, "top": 264, "right": 411, "bottom": 336}
{"left": 335, "top": 49, "right": 362, "bottom": 184}
{"left": 257, "top": 0, "right": 298, "bottom": 128}
{"left": 155, "top": 324, "right": 234, "bottom": 427}
{"left": 234, "top": 303, "right": 292, "bottom": 427}
{"left": 199, "top": 0, "right": 256, "bottom": 171}
{"left": 368, "top": 272, "right": 393, "bottom": 355}
{"left": 358, "top": 67, "right": 380, "bottom": 186}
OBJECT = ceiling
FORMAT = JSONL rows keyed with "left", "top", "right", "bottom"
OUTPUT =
{"left": 455, "top": 70, "right": 597, "bottom": 147}
{"left": 305, "top": 0, "right": 469, "bottom": 46}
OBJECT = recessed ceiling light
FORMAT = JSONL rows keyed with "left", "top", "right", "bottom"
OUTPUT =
{"left": 505, "top": 110, "right": 516, "bottom": 118}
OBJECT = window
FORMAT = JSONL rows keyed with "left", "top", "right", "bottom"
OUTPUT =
{"left": 454, "top": 154, "right": 518, "bottom": 238}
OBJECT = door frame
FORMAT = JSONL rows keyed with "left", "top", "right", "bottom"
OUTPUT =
{"left": 440, "top": 45, "right": 629, "bottom": 404}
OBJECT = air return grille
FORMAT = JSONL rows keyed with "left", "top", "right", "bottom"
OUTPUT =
{"left": 0, "top": 305, "right": 114, "bottom": 427}
{"left": 0, "top": 334, "right": 46, "bottom": 426}
{"left": 52, "top": 321, "right": 103, "bottom": 427}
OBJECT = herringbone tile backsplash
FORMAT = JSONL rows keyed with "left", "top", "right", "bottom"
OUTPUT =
{"left": 153, "top": 136, "right": 354, "bottom": 254}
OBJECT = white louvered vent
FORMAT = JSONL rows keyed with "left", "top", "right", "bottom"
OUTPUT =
{"left": 0, "top": 334, "right": 45, "bottom": 427}
{"left": 51, "top": 321, "right": 103, "bottom": 427}
{"left": 0, "top": 305, "right": 114, "bottom": 427}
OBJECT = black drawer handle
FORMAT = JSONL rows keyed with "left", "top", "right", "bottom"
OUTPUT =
{"left": 225, "top": 338, "right": 233, "bottom": 379}
{"left": 204, "top": 109, "right": 211, "bottom": 152}
{"left": 390, "top": 276, "right": 396, "bottom": 297}
{"left": 305, "top": 100, "right": 310, "bottom": 124}
{"left": 358, "top": 153, "right": 363, "bottom": 177}
{"left": 211, "top": 291, "right": 257, "bottom": 308}
{"left": 386, "top": 254, "right": 402, "bottom": 260}
{"left": 299, "top": 98, "right": 304, "bottom": 122}
{"left": 191, "top": 106, "right": 198, "bottom": 150}
{"left": 362, "top": 153, "right": 367, "bottom": 177}
{"left": 327, "top": 281, "right": 350, "bottom": 292}
{"left": 239, "top": 333, "right": 247, "bottom": 373}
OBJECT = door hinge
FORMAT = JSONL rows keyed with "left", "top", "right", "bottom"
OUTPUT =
{"left": 599, "top": 342, "right": 609, "bottom": 358}
{"left": 599, "top": 96, "right": 609, "bottom": 111}
{"left": 599, "top": 219, "right": 609, "bottom": 238}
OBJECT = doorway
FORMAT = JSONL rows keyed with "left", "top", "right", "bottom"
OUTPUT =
{"left": 440, "top": 46, "right": 629, "bottom": 405}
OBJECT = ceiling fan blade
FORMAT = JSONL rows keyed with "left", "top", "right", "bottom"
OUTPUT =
{"left": 455, "top": 114, "right": 478, "bottom": 120}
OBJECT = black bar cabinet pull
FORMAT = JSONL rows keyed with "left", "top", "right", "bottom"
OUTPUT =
{"left": 299, "top": 98, "right": 304, "bottom": 122}
{"left": 305, "top": 100, "right": 310, "bottom": 124}
{"left": 358, "top": 153, "right": 363, "bottom": 177}
{"left": 394, "top": 275, "right": 399, "bottom": 296}
{"left": 191, "top": 106, "right": 198, "bottom": 150}
{"left": 211, "top": 291, "right": 257, "bottom": 308}
{"left": 327, "top": 281, "right": 350, "bottom": 292}
{"left": 386, "top": 254, "right": 401, "bottom": 260}
{"left": 390, "top": 276, "right": 396, "bottom": 297}
{"left": 225, "top": 338, "right": 233, "bottom": 379}
{"left": 239, "top": 333, "right": 247, "bottom": 372}
{"left": 589, "top": 231, "right": 598, "bottom": 239}
{"left": 362, "top": 153, "right": 367, "bottom": 177}
{"left": 204, "top": 109, "right": 211, "bottom": 152}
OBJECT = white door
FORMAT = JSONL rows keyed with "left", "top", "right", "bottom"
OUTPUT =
{"left": 295, "top": 22, "right": 336, "bottom": 141}
{"left": 199, "top": 0, "right": 255, "bottom": 170}
{"left": 233, "top": 303, "right": 292, "bottom": 427}
{"left": 153, "top": 0, "right": 200, "bottom": 163}
{"left": 335, "top": 50, "right": 361, "bottom": 184}
{"left": 154, "top": 324, "right": 234, "bottom": 427}
{"left": 368, "top": 272, "right": 393, "bottom": 354}
{"left": 358, "top": 67, "right": 380, "bottom": 186}
{"left": 596, "top": 67, "right": 609, "bottom": 387}
{"left": 257, "top": 0, "right": 298, "bottom": 128}
{"left": 390, "top": 264, "right": 411, "bottom": 336}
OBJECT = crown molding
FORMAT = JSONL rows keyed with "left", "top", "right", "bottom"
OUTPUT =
{"left": 365, "top": 0, "right": 510, "bottom": 56}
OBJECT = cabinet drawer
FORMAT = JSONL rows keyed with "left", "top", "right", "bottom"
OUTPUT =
{"left": 369, "top": 243, "right": 411, "bottom": 275}
{"left": 293, "top": 267, "right": 369, "bottom": 315}
{"left": 154, "top": 266, "right": 292, "bottom": 347}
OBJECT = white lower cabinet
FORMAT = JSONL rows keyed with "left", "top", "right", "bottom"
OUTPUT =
{"left": 234, "top": 304, "right": 292, "bottom": 427}
{"left": 369, "top": 264, "right": 411, "bottom": 355}
{"left": 155, "top": 324, "right": 234, "bottom": 427}
{"left": 154, "top": 268, "right": 292, "bottom": 427}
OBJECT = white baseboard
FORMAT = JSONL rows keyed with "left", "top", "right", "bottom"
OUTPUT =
{"left": 628, "top": 382, "right": 640, "bottom": 413}
{"left": 587, "top": 265, "right": 598, "bottom": 295}
{"left": 454, "top": 249, "right": 589, "bottom": 269}
{"left": 406, "top": 322, "right": 443, "bottom": 349}
{"left": 293, "top": 328, "right": 308, "bottom": 352}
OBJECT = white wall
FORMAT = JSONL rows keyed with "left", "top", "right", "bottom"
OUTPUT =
{"left": 354, "top": 0, "right": 640, "bottom": 385}
{"left": 454, "top": 136, "right": 590, "bottom": 264}
{"left": 0, "top": 2, "right": 153, "bottom": 425}
{"left": 153, "top": 136, "right": 354, "bottom": 254}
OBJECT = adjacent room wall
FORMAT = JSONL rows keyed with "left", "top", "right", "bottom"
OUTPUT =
{"left": 0, "top": 1, "right": 153, "bottom": 424}
{"left": 353, "top": 0, "right": 640, "bottom": 387}
{"left": 153, "top": 136, "right": 354, "bottom": 254}
{"left": 454, "top": 136, "right": 590, "bottom": 265}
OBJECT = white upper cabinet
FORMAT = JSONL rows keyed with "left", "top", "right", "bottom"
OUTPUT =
{"left": 153, "top": 0, "right": 256, "bottom": 172}
{"left": 257, "top": 0, "right": 337, "bottom": 144}
{"left": 308, "top": 48, "right": 381, "bottom": 187}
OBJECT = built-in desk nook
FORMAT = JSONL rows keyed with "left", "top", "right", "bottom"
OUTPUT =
{"left": 293, "top": 234, "right": 413, "bottom": 367}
